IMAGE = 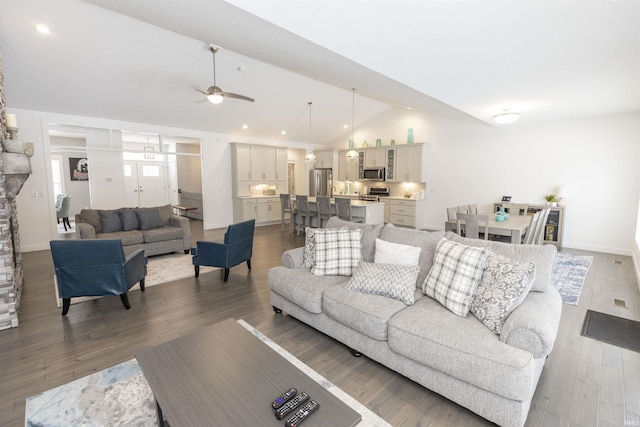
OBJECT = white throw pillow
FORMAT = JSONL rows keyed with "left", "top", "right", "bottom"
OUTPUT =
{"left": 374, "top": 238, "right": 422, "bottom": 266}
{"left": 471, "top": 251, "right": 536, "bottom": 334}
{"left": 422, "top": 238, "right": 488, "bottom": 317}
{"left": 312, "top": 229, "right": 363, "bottom": 276}
{"left": 346, "top": 261, "right": 420, "bottom": 305}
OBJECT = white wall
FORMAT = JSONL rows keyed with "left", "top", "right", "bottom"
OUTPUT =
{"left": 10, "top": 108, "right": 314, "bottom": 252}
{"left": 330, "top": 108, "right": 640, "bottom": 255}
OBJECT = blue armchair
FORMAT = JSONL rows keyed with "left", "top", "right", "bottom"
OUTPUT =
{"left": 191, "top": 219, "right": 255, "bottom": 282}
{"left": 50, "top": 239, "right": 147, "bottom": 315}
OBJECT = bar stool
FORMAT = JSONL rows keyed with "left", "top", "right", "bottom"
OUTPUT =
{"left": 295, "top": 195, "right": 317, "bottom": 235}
{"left": 316, "top": 196, "right": 332, "bottom": 228}
{"left": 334, "top": 197, "right": 363, "bottom": 223}
{"left": 279, "top": 193, "right": 297, "bottom": 234}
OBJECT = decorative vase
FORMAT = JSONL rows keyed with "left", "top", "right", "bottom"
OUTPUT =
{"left": 407, "top": 128, "right": 414, "bottom": 144}
{"left": 375, "top": 139, "right": 382, "bottom": 147}
{"left": 390, "top": 139, "right": 396, "bottom": 145}
{"left": 362, "top": 140, "right": 368, "bottom": 147}
{"left": 348, "top": 138, "right": 354, "bottom": 149}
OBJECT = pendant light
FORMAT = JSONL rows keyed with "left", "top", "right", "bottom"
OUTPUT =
{"left": 346, "top": 88, "right": 359, "bottom": 163}
{"left": 304, "top": 101, "right": 316, "bottom": 163}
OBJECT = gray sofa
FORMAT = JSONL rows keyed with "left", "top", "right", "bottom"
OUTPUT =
{"left": 75, "top": 205, "right": 192, "bottom": 257}
{"left": 268, "top": 217, "right": 562, "bottom": 427}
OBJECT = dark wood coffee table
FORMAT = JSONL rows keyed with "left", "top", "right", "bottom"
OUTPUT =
{"left": 136, "top": 318, "right": 362, "bottom": 427}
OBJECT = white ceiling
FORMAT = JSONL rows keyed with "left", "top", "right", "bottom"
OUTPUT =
{"left": 1, "top": 0, "right": 638, "bottom": 145}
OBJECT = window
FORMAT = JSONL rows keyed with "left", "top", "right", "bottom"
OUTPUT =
{"left": 51, "top": 155, "right": 64, "bottom": 196}
{"left": 142, "top": 165, "right": 160, "bottom": 177}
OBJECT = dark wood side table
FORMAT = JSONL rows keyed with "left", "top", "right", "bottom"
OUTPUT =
{"left": 136, "top": 318, "right": 361, "bottom": 427}
{"left": 171, "top": 204, "right": 197, "bottom": 217}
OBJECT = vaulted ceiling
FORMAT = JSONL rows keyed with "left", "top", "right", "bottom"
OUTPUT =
{"left": 1, "top": 0, "right": 638, "bottom": 145}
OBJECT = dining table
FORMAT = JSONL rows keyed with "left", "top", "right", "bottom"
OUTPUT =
{"left": 445, "top": 214, "right": 531, "bottom": 244}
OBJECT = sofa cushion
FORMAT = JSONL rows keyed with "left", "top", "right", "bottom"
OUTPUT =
{"left": 117, "top": 208, "right": 139, "bottom": 231}
{"left": 99, "top": 210, "right": 123, "bottom": 233}
{"left": 423, "top": 238, "right": 488, "bottom": 317}
{"left": 388, "top": 296, "right": 535, "bottom": 401}
{"left": 471, "top": 251, "right": 536, "bottom": 335}
{"left": 268, "top": 266, "right": 348, "bottom": 313}
{"left": 79, "top": 209, "right": 102, "bottom": 233}
{"left": 323, "top": 285, "right": 418, "bottom": 341}
{"left": 157, "top": 204, "right": 173, "bottom": 226}
{"left": 142, "top": 226, "right": 184, "bottom": 244}
{"left": 445, "top": 231, "right": 557, "bottom": 292}
{"left": 136, "top": 208, "right": 164, "bottom": 230}
{"left": 346, "top": 261, "right": 420, "bottom": 305}
{"left": 379, "top": 224, "right": 446, "bottom": 288}
{"left": 312, "top": 229, "right": 362, "bottom": 276}
{"left": 374, "top": 238, "right": 421, "bottom": 266}
{"left": 96, "top": 230, "right": 143, "bottom": 246}
{"left": 325, "top": 217, "right": 383, "bottom": 262}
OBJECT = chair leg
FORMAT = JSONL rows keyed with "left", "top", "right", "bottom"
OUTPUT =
{"left": 223, "top": 268, "right": 230, "bottom": 282}
{"left": 184, "top": 249, "right": 189, "bottom": 254}
{"left": 61, "top": 298, "right": 71, "bottom": 316}
{"left": 194, "top": 265, "right": 200, "bottom": 278}
{"left": 120, "top": 293, "right": 131, "bottom": 310}
{"left": 57, "top": 218, "right": 60, "bottom": 224}
{"left": 246, "top": 259, "right": 251, "bottom": 270}
{"left": 139, "top": 278, "right": 145, "bottom": 292}
{"left": 65, "top": 217, "right": 71, "bottom": 229}
{"left": 62, "top": 218, "right": 68, "bottom": 231}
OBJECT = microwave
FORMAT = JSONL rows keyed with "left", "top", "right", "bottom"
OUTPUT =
{"left": 363, "top": 167, "right": 385, "bottom": 181}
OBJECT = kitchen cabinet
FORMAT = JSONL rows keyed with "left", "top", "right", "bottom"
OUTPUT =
{"left": 234, "top": 144, "right": 252, "bottom": 180}
{"left": 313, "top": 150, "right": 335, "bottom": 169}
{"left": 389, "top": 198, "right": 428, "bottom": 229}
{"left": 233, "top": 197, "right": 281, "bottom": 224}
{"left": 250, "top": 146, "right": 276, "bottom": 180}
{"left": 386, "top": 143, "right": 427, "bottom": 183}
{"left": 364, "top": 148, "right": 386, "bottom": 167}
{"left": 275, "top": 148, "right": 287, "bottom": 181}
{"left": 230, "top": 143, "right": 288, "bottom": 197}
{"left": 257, "top": 197, "right": 281, "bottom": 223}
{"left": 338, "top": 150, "right": 360, "bottom": 181}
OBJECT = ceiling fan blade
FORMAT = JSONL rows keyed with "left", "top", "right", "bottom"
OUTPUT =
{"left": 220, "top": 91, "right": 255, "bottom": 102}
{"left": 190, "top": 86, "right": 209, "bottom": 96}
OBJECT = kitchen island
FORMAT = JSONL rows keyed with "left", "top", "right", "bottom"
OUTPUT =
{"left": 307, "top": 197, "right": 384, "bottom": 225}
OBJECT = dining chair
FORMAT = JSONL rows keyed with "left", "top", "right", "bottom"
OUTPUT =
{"left": 56, "top": 195, "right": 72, "bottom": 231}
{"left": 316, "top": 196, "right": 332, "bottom": 228}
{"left": 295, "top": 195, "right": 317, "bottom": 235}
{"left": 446, "top": 207, "right": 458, "bottom": 221}
{"left": 465, "top": 204, "right": 478, "bottom": 214}
{"left": 501, "top": 203, "right": 529, "bottom": 216}
{"left": 456, "top": 205, "right": 470, "bottom": 215}
{"left": 334, "top": 197, "right": 363, "bottom": 223}
{"left": 456, "top": 213, "right": 489, "bottom": 240}
{"left": 533, "top": 208, "right": 552, "bottom": 245}
{"left": 279, "top": 193, "right": 297, "bottom": 234}
{"left": 523, "top": 211, "right": 541, "bottom": 244}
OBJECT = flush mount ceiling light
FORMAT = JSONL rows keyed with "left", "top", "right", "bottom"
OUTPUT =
{"left": 304, "top": 101, "right": 316, "bottom": 163}
{"left": 346, "top": 88, "right": 359, "bottom": 163}
{"left": 35, "top": 24, "right": 51, "bottom": 34}
{"left": 493, "top": 110, "right": 520, "bottom": 124}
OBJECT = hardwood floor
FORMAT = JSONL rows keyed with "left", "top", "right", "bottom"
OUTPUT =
{"left": 1, "top": 220, "right": 639, "bottom": 426}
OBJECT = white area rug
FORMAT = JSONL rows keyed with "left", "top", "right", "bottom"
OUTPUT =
{"left": 550, "top": 252, "right": 594, "bottom": 305}
{"left": 25, "top": 320, "right": 391, "bottom": 426}
{"left": 53, "top": 253, "right": 217, "bottom": 308}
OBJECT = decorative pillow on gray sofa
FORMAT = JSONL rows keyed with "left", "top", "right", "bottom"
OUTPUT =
{"left": 117, "top": 208, "right": 139, "bottom": 231}
{"left": 312, "top": 229, "right": 362, "bottom": 276}
{"left": 471, "top": 251, "right": 536, "bottom": 334}
{"left": 346, "top": 261, "right": 420, "bottom": 305}
{"left": 135, "top": 208, "right": 164, "bottom": 230}
{"left": 423, "top": 238, "right": 488, "bottom": 317}
{"left": 324, "top": 217, "right": 383, "bottom": 262}
{"left": 374, "top": 238, "right": 421, "bottom": 266}
{"left": 99, "top": 210, "right": 123, "bottom": 233}
{"left": 303, "top": 227, "right": 317, "bottom": 268}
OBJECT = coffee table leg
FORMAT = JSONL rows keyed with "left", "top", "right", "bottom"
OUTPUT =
{"left": 155, "top": 398, "right": 165, "bottom": 427}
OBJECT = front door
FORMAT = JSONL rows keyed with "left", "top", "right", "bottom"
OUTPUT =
{"left": 124, "top": 161, "right": 167, "bottom": 207}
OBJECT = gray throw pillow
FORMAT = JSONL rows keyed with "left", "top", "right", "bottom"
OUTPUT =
{"left": 117, "top": 208, "right": 139, "bottom": 231}
{"left": 99, "top": 210, "right": 123, "bottom": 233}
{"left": 346, "top": 261, "right": 420, "bottom": 305}
{"left": 135, "top": 208, "right": 164, "bottom": 230}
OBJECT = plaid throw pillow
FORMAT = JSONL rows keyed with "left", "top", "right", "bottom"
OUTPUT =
{"left": 422, "top": 238, "right": 488, "bottom": 316}
{"left": 346, "top": 261, "right": 420, "bottom": 305}
{"left": 312, "top": 229, "right": 363, "bottom": 276}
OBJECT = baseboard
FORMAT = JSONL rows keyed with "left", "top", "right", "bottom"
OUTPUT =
{"left": 562, "top": 241, "right": 631, "bottom": 256}
{"left": 22, "top": 243, "right": 51, "bottom": 253}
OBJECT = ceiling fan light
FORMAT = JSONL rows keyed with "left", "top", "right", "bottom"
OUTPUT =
{"left": 207, "top": 93, "right": 224, "bottom": 104}
{"left": 493, "top": 111, "right": 520, "bottom": 124}
{"left": 346, "top": 150, "right": 359, "bottom": 163}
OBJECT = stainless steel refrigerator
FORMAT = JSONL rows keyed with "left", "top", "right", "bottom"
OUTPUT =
{"left": 310, "top": 168, "right": 333, "bottom": 197}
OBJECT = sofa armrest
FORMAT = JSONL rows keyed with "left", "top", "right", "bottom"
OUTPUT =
{"left": 170, "top": 215, "right": 192, "bottom": 250}
{"left": 500, "top": 287, "right": 563, "bottom": 359}
{"left": 282, "top": 247, "right": 305, "bottom": 269}
{"left": 76, "top": 222, "right": 96, "bottom": 239}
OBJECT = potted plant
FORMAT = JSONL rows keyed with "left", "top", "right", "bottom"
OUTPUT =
{"left": 544, "top": 194, "right": 558, "bottom": 207}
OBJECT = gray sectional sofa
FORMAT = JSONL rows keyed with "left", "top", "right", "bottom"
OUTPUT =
{"left": 75, "top": 205, "right": 191, "bottom": 256}
{"left": 268, "top": 217, "right": 562, "bottom": 427}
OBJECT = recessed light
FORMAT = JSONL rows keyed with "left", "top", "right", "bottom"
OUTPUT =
{"left": 406, "top": 106, "right": 412, "bottom": 110}
{"left": 281, "top": 130, "right": 286, "bottom": 135}
{"left": 493, "top": 110, "right": 520, "bottom": 124}
{"left": 35, "top": 24, "right": 51, "bottom": 35}
{"left": 343, "top": 124, "right": 349, "bottom": 129}
{"left": 242, "top": 124, "right": 248, "bottom": 129}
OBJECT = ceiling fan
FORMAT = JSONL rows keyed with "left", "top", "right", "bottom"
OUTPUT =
{"left": 196, "top": 45, "right": 255, "bottom": 104}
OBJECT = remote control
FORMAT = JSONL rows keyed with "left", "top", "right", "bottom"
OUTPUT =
{"left": 272, "top": 388, "right": 297, "bottom": 409}
{"left": 275, "top": 392, "right": 309, "bottom": 420}
{"left": 284, "top": 400, "right": 319, "bottom": 427}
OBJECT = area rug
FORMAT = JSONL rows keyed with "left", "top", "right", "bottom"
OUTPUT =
{"left": 581, "top": 309, "right": 640, "bottom": 353}
{"left": 551, "top": 252, "right": 593, "bottom": 305}
{"left": 25, "top": 319, "right": 391, "bottom": 427}
{"left": 53, "top": 253, "right": 218, "bottom": 308}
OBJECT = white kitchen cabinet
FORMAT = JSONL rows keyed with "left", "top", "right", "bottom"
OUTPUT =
{"left": 275, "top": 148, "right": 288, "bottom": 181}
{"left": 338, "top": 150, "right": 359, "bottom": 181}
{"left": 389, "top": 198, "right": 428, "bottom": 229}
{"left": 234, "top": 144, "right": 252, "bottom": 180}
{"left": 364, "top": 148, "right": 386, "bottom": 167}
{"left": 250, "top": 146, "right": 276, "bottom": 181}
{"left": 313, "top": 150, "right": 335, "bottom": 169}
{"left": 390, "top": 143, "right": 426, "bottom": 182}
{"left": 233, "top": 197, "right": 281, "bottom": 224}
{"left": 257, "top": 197, "right": 281, "bottom": 223}
{"left": 230, "top": 143, "right": 288, "bottom": 197}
